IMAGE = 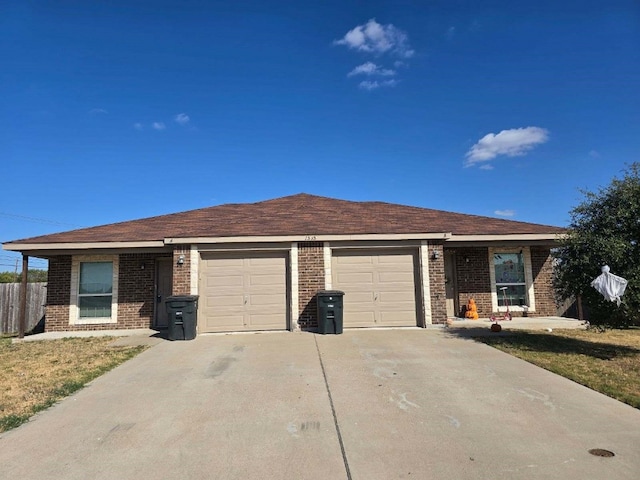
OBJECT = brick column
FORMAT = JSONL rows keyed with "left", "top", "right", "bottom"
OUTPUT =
{"left": 428, "top": 243, "right": 447, "bottom": 324}
{"left": 172, "top": 245, "right": 192, "bottom": 295}
{"left": 297, "top": 242, "right": 325, "bottom": 330}
{"left": 45, "top": 256, "right": 72, "bottom": 332}
{"left": 531, "top": 247, "right": 556, "bottom": 316}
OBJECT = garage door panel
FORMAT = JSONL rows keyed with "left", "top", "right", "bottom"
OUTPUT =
{"left": 203, "top": 313, "right": 244, "bottom": 328}
{"left": 345, "top": 311, "right": 377, "bottom": 326}
{"left": 345, "top": 291, "right": 375, "bottom": 303}
{"left": 250, "top": 294, "right": 285, "bottom": 307}
{"left": 378, "top": 291, "right": 415, "bottom": 304}
{"left": 247, "top": 256, "right": 283, "bottom": 266}
{"left": 205, "top": 293, "right": 244, "bottom": 307}
{"left": 335, "top": 255, "right": 374, "bottom": 265}
{"left": 378, "top": 271, "right": 415, "bottom": 283}
{"left": 250, "top": 313, "right": 286, "bottom": 326}
{"left": 206, "top": 257, "right": 244, "bottom": 268}
{"left": 377, "top": 254, "right": 412, "bottom": 264}
{"left": 249, "top": 273, "right": 285, "bottom": 286}
{"left": 375, "top": 283, "right": 415, "bottom": 293}
{"left": 204, "top": 274, "right": 244, "bottom": 288}
{"left": 247, "top": 281, "right": 286, "bottom": 293}
{"left": 199, "top": 253, "right": 287, "bottom": 333}
{"left": 379, "top": 311, "right": 416, "bottom": 324}
{"left": 336, "top": 272, "right": 374, "bottom": 285}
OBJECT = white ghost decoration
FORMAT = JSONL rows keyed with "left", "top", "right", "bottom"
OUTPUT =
{"left": 590, "top": 265, "right": 628, "bottom": 306}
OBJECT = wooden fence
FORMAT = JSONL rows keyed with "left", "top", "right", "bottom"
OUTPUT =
{"left": 0, "top": 283, "right": 46, "bottom": 335}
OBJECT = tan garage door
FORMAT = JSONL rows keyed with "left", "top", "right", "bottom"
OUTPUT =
{"left": 199, "top": 252, "right": 287, "bottom": 333}
{"left": 332, "top": 250, "right": 418, "bottom": 328}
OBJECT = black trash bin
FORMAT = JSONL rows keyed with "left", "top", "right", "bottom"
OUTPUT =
{"left": 165, "top": 295, "right": 199, "bottom": 340}
{"left": 316, "top": 290, "right": 344, "bottom": 334}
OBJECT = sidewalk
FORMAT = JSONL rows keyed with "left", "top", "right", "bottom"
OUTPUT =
{"left": 446, "top": 316, "right": 588, "bottom": 331}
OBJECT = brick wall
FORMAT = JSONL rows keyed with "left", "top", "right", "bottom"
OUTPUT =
{"left": 452, "top": 246, "right": 558, "bottom": 318}
{"left": 45, "top": 253, "right": 163, "bottom": 332}
{"left": 531, "top": 246, "right": 557, "bottom": 316}
{"left": 172, "top": 246, "right": 191, "bottom": 295}
{"left": 45, "top": 256, "right": 72, "bottom": 331}
{"left": 297, "top": 242, "right": 325, "bottom": 330}
{"left": 428, "top": 243, "right": 447, "bottom": 324}
{"left": 454, "top": 247, "right": 493, "bottom": 317}
{"left": 117, "top": 253, "right": 157, "bottom": 329}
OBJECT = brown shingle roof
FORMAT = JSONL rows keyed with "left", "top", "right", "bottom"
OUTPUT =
{"left": 7, "top": 193, "right": 565, "bottom": 244}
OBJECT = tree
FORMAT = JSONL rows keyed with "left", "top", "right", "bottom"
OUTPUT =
{"left": 554, "top": 162, "right": 640, "bottom": 328}
{"left": 0, "top": 269, "right": 48, "bottom": 283}
{"left": 0, "top": 272, "right": 18, "bottom": 283}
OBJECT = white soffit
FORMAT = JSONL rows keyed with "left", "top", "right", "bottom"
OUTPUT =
{"left": 447, "top": 234, "right": 563, "bottom": 242}
{"left": 165, "top": 233, "right": 451, "bottom": 244}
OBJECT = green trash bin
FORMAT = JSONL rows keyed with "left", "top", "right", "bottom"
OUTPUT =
{"left": 316, "top": 290, "right": 344, "bottom": 334}
{"left": 165, "top": 295, "right": 199, "bottom": 340}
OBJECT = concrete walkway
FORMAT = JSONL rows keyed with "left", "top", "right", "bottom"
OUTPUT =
{"left": 16, "top": 316, "right": 587, "bottom": 344}
{"left": 1, "top": 329, "right": 638, "bottom": 479}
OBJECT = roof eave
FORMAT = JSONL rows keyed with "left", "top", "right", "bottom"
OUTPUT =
{"left": 447, "top": 233, "right": 565, "bottom": 243}
{"left": 165, "top": 233, "right": 453, "bottom": 244}
{"left": 3, "top": 241, "right": 166, "bottom": 251}
{"left": 3, "top": 232, "right": 565, "bottom": 253}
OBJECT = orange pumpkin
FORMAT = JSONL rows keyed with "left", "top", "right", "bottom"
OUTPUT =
{"left": 465, "top": 298, "right": 479, "bottom": 320}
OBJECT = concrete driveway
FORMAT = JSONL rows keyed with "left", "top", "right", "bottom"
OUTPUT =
{"left": 1, "top": 329, "right": 639, "bottom": 479}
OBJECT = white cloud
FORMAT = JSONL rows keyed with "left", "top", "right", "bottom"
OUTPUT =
{"left": 175, "top": 113, "right": 190, "bottom": 125}
{"left": 89, "top": 108, "right": 108, "bottom": 115}
{"left": 589, "top": 150, "right": 600, "bottom": 158}
{"left": 359, "top": 79, "right": 398, "bottom": 91}
{"left": 479, "top": 164, "right": 494, "bottom": 170}
{"left": 465, "top": 126, "right": 549, "bottom": 166}
{"left": 446, "top": 26, "right": 456, "bottom": 40}
{"left": 334, "top": 19, "right": 414, "bottom": 58}
{"left": 133, "top": 123, "right": 143, "bottom": 131}
{"left": 494, "top": 209, "right": 515, "bottom": 217}
{"left": 152, "top": 122, "right": 166, "bottom": 131}
{"left": 347, "top": 62, "right": 396, "bottom": 77}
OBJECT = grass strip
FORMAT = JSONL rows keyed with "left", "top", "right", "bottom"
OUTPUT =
{"left": 0, "top": 337, "right": 146, "bottom": 432}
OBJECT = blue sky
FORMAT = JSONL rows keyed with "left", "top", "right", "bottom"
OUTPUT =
{"left": 2, "top": 0, "right": 639, "bottom": 271}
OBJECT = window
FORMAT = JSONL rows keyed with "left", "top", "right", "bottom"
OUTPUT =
{"left": 70, "top": 255, "right": 118, "bottom": 324}
{"left": 493, "top": 252, "right": 527, "bottom": 306}
{"left": 489, "top": 248, "right": 535, "bottom": 312}
{"left": 79, "top": 262, "right": 113, "bottom": 318}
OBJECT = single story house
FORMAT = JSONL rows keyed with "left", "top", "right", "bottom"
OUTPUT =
{"left": 3, "top": 194, "right": 565, "bottom": 333}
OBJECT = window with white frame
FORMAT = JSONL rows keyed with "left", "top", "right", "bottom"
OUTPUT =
{"left": 79, "top": 262, "right": 113, "bottom": 318}
{"left": 70, "top": 255, "right": 118, "bottom": 324}
{"left": 489, "top": 248, "right": 535, "bottom": 312}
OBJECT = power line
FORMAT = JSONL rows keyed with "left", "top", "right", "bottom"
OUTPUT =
{"left": 0, "top": 255, "right": 48, "bottom": 264}
{"left": 0, "top": 212, "right": 84, "bottom": 227}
